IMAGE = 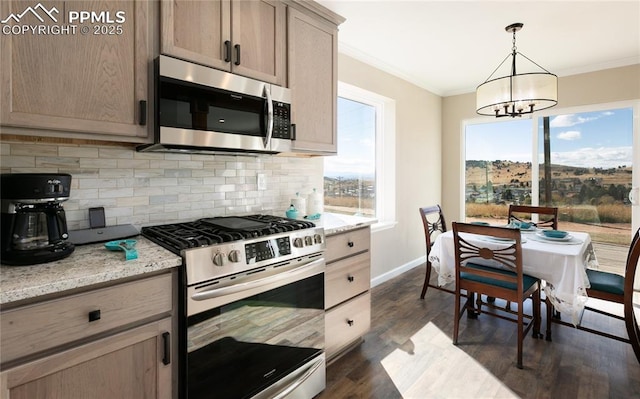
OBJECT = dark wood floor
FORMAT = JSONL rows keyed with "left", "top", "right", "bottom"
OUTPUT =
{"left": 319, "top": 265, "right": 640, "bottom": 398}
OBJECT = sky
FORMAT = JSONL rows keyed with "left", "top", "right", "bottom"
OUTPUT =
{"left": 325, "top": 103, "right": 634, "bottom": 179}
{"left": 465, "top": 107, "right": 634, "bottom": 169}
{"left": 324, "top": 97, "right": 376, "bottom": 179}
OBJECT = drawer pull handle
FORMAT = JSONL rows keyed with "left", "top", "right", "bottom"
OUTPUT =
{"left": 162, "top": 332, "right": 171, "bottom": 365}
{"left": 139, "top": 100, "right": 147, "bottom": 125}
{"left": 347, "top": 276, "right": 355, "bottom": 282}
{"left": 88, "top": 309, "right": 101, "bottom": 322}
{"left": 347, "top": 241, "right": 354, "bottom": 248}
{"left": 347, "top": 319, "right": 354, "bottom": 326}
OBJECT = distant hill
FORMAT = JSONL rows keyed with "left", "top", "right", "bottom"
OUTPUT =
{"left": 466, "top": 160, "right": 631, "bottom": 186}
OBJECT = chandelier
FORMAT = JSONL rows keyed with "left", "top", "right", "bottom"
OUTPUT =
{"left": 476, "top": 23, "right": 558, "bottom": 118}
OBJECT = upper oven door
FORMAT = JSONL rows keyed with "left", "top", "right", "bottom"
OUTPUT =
{"left": 156, "top": 55, "right": 291, "bottom": 153}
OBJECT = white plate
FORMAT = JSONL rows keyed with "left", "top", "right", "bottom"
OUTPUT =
{"left": 504, "top": 223, "right": 537, "bottom": 231}
{"left": 535, "top": 231, "right": 573, "bottom": 242}
{"left": 479, "top": 236, "right": 527, "bottom": 244}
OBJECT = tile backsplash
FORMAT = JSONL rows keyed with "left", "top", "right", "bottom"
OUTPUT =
{"left": 0, "top": 141, "right": 324, "bottom": 230}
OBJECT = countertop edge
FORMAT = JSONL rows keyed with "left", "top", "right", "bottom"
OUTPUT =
{"left": 1, "top": 237, "right": 182, "bottom": 305}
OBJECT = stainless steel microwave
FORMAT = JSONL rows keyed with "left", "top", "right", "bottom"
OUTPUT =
{"left": 137, "top": 55, "right": 293, "bottom": 155}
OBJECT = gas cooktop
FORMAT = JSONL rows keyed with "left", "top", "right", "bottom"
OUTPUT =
{"left": 142, "top": 215, "right": 316, "bottom": 254}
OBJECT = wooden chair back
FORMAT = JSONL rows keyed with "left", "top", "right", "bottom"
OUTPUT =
{"left": 508, "top": 205, "right": 558, "bottom": 230}
{"left": 452, "top": 223, "right": 525, "bottom": 300}
{"left": 419, "top": 205, "right": 449, "bottom": 298}
{"left": 624, "top": 228, "right": 640, "bottom": 362}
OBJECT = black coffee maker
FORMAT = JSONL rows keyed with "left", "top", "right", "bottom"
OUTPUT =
{"left": 1, "top": 173, "right": 75, "bottom": 265}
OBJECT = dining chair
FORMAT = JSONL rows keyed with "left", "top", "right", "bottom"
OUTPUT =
{"left": 452, "top": 222, "right": 543, "bottom": 369}
{"left": 508, "top": 205, "right": 558, "bottom": 230}
{"left": 546, "top": 228, "right": 640, "bottom": 363}
{"left": 419, "top": 205, "right": 451, "bottom": 298}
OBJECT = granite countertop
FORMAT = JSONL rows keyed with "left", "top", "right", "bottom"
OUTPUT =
{"left": 313, "top": 213, "right": 377, "bottom": 235}
{"left": 0, "top": 237, "right": 182, "bottom": 305}
{"left": 0, "top": 214, "right": 372, "bottom": 306}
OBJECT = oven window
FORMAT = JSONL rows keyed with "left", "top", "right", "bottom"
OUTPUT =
{"left": 159, "top": 78, "right": 264, "bottom": 136}
{"left": 187, "top": 273, "right": 324, "bottom": 399}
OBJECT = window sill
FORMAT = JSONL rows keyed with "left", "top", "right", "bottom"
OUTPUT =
{"left": 371, "top": 220, "right": 398, "bottom": 233}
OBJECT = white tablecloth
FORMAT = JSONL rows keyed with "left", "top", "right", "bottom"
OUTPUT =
{"left": 428, "top": 230, "right": 598, "bottom": 325}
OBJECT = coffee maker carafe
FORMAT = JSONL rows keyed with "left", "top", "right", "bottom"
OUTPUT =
{"left": 1, "top": 173, "right": 75, "bottom": 265}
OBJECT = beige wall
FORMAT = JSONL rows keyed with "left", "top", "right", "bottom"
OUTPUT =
{"left": 442, "top": 64, "right": 640, "bottom": 226}
{"left": 338, "top": 54, "right": 442, "bottom": 282}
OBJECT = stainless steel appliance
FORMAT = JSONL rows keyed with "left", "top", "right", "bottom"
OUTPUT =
{"left": 142, "top": 215, "right": 326, "bottom": 399}
{"left": 1, "top": 173, "right": 75, "bottom": 265}
{"left": 137, "top": 55, "right": 293, "bottom": 155}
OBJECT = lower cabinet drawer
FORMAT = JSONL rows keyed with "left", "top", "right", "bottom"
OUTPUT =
{"left": 325, "top": 251, "right": 370, "bottom": 309}
{"left": 325, "top": 227, "right": 370, "bottom": 263}
{"left": 325, "top": 291, "right": 371, "bottom": 359}
{"left": 1, "top": 273, "right": 172, "bottom": 365}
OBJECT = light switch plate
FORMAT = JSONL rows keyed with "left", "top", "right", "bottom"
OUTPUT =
{"left": 257, "top": 173, "right": 267, "bottom": 190}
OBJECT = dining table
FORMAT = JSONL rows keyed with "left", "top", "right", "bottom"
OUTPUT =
{"left": 428, "top": 227, "right": 599, "bottom": 325}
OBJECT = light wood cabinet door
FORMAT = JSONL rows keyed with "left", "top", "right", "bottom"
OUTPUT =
{"left": 161, "top": 0, "right": 285, "bottom": 85}
{"left": 287, "top": 7, "right": 338, "bottom": 154}
{"left": 231, "top": 0, "right": 285, "bottom": 85}
{"left": 0, "top": 318, "right": 173, "bottom": 399}
{"left": 0, "top": 0, "right": 152, "bottom": 139}
{"left": 1, "top": 273, "right": 173, "bottom": 365}
{"left": 325, "top": 292, "right": 371, "bottom": 359}
{"left": 161, "top": 0, "right": 231, "bottom": 71}
{"left": 325, "top": 227, "right": 371, "bottom": 264}
{"left": 325, "top": 251, "right": 371, "bottom": 309}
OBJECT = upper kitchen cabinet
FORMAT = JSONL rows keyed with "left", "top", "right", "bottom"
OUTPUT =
{"left": 0, "top": 0, "right": 152, "bottom": 141}
{"left": 162, "top": 0, "right": 286, "bottom": 86}
{"left": 286, "top": 3, "right": 344, "bottom": 154}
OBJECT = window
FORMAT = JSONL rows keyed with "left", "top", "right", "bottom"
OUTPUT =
{"left": 463, "top": 103, "right": 635, "bottom": 249}
{"left": 324, "top": 82, "right": 396, "bottom": 227}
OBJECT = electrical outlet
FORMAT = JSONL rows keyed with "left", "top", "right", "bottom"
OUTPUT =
{"left": 257, "top": 173, "right": 267, "bottom": 190}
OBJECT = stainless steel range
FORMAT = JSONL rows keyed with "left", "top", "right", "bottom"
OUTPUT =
{"left": 142, "top": 215, "right": 326, "bottom": 399}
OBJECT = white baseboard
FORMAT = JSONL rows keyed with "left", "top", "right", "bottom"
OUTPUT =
{"left": 370, "top": 256, "right": 426, "bottom": 288}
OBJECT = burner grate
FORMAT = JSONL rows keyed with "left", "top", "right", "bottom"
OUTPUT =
{"left": 141, "top": 215, "right": 316, "bottom": 254}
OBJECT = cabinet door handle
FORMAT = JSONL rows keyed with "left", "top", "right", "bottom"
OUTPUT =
{"left": 224, "top": 40, "right": 231, "bottom": 62}
{"left": 88, "top": 309, "right": 101, "bottom": 322}
{"left": 347, "top": 275, "right": 354, "bottom": 282}
{"left": 347, "top": 319, "right": 354, "bottom": 326}
{"left": 234, "top": 44, "right": 241, "bottom": 65}
{"left": 162, "top": 332, "right": 171, "bottom": 365}
{"left": 347, "top": 241, "right": 354, "bottom": 248}
{"left": 139, "top": 100, "right": 147, "bottom": 125}
{"left": 291, "top": 123, "right": 296, "bottom": 141}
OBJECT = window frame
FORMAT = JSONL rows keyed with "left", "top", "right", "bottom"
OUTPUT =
{"left": 326, "top": 81, "right": 396, "bottom": 231}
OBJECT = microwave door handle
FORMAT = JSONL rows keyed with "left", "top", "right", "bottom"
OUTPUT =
{"left": 263, "top": 84, "right": 274, "bottom": 149}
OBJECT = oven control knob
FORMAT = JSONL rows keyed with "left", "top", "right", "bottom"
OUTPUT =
{"left": 293, "top": 237, "right": 304, "bottom": 248}
{"left": 228, "top": 250, "right": 240, "bottom": 263}
{"left": 304, "top": 236, "right": 314, "bottom": 246}
{"left": 313, "top": 234, "right": 323, "bottom": 244}
{"left": 212, "top": 252, "right": 226, "bottom": 266}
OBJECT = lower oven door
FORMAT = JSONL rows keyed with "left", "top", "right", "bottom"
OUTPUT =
{"left": 186, "top": 256, "right": 325, "bottom": 399}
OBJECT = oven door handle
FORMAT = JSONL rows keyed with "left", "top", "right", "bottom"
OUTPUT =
{"left": 271, "top": 354, "right": 325, "bottom": 399}
{"left": 191, "top": 258, "right": 323, "bottom": 301}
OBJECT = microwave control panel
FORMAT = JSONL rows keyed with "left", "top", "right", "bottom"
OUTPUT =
{"left": 272, "top": 102, "right": 291, "bottom": 139}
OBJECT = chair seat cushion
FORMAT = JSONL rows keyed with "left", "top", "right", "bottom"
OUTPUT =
{"left": 461, "top": 263, "right": 538, "bottom": 291}
{"left": 586, "top": 268, "right": 624, "bottom": 296}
